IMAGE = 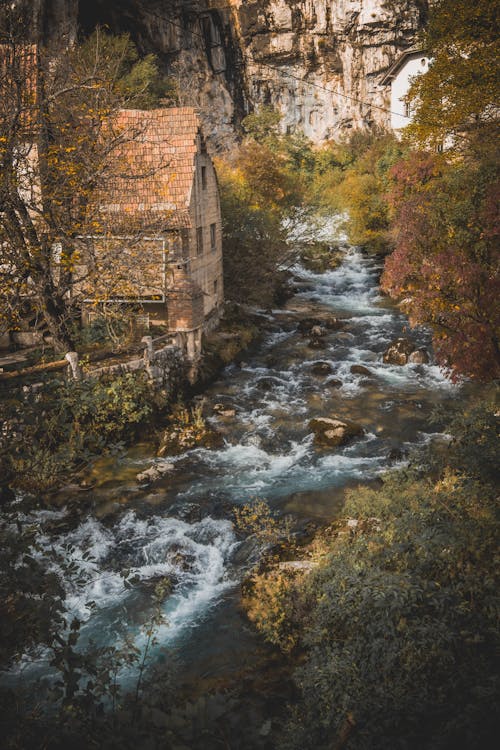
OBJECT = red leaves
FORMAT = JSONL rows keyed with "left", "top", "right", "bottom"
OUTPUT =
{"left": 381, "top": 152, "right": 500, "bottom": 381}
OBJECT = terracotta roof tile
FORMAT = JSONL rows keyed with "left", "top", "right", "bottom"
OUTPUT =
{"left": 98, "top": 107, "right": 201, "bottom": 230}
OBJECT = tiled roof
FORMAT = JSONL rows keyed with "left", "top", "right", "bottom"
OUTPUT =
{"left": 98, "top": 107, "right": 201, "bottom": 231}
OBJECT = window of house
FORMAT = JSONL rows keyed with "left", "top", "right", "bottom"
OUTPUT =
{"left": 201, "top": 165, "right": 207, "bottom": 189}
{"left": 196, "top": 226, "right": 203, "bottom": 255}
{"left": 404, "top": 100, "right": 411, "bottom": 118}
{"left": 210, "top": 222, "right": 216, "bottom": 251}
{"left": 213, "top": 279, "right": 218, "bottom": 296}
{"left": 436, "top": 142, "right": 444, "bottom": 153}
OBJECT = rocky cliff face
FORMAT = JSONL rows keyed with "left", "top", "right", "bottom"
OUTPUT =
{"left": 234, "top": 0, "right": 427, "bottom": 141}
{"left": 13, "top": 0, "right": 427, "bottom": 147}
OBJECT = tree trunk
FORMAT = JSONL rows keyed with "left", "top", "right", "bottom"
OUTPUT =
{"left": 40, "top": 293, "right": 76, "bottom": 352}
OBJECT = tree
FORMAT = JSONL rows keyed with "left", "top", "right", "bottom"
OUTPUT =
{"left": 381, "top": 150, "right": 500, "bottom": 381}
{"left": 216, "top": 108, "right": 311, "bottom": 306}
{"left": 216, "top": 152, "right": 291, "bottom": 307}
{"left": 0, "top": 24, "right": 169, "bottom": 351}
{"left": 406, "top": 0, "right": 500, "bottom": 152}
{"left": 378, "top": 0, "right": 500, "bottom": 380}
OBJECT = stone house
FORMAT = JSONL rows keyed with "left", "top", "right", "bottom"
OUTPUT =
{"left": 86, "top": 107, "right": 224, "bottom": 359}
{"left": 380, "top": 49, "right": 430, "bottom": 134}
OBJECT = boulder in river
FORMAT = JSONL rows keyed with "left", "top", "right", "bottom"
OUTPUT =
{"left": 309, "top": 416, "right": 364, "bottom": 448}
{"left": 310, "top": 325, "right": 327, "bottom": 338}
{"left": 311, "top": 361, "right": 333, "bottom": 376}
{"left": 213, "top": 403, "right": 236, "bottom": 418}
{"left": 408, "top": 348, "right": 430, "bottom": 364}
{"left": 324, "top": 316, "right": 343, "bottom": 331}
{"left": 136, "top": 462, "right": 175, "bottom": 484}
{"left": 350, "top": 364, "right": 372, "bottom": 376}
{"left": 308, "top": 337, "right": 327, "bottom": 350}
{"left": 383, "top": 338, "right": 416, "bottom": 365}
{"left": 297, "top": 317, "right": 324, "bottom": 335}
{"left": 387, "top": 447, "right": 409, "bottom": 462}
{"left": 326, "top": 378, "right": 343, "bottom": 388}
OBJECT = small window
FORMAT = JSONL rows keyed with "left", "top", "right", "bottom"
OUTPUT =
{"left": 201, "top": 165, "right": 207, "bottom": 189}
{"left": 436, "top": 142, "right": 444, "bottom": 153}
{"left": 210, "top": 222, "right": 216, "bottom": 251}
{"left": 421, "top": 58, "right": 427, "bottom": 67}
{"left": 213, "top": 279, "right": 218, "bottom": 296}
{"left": 404, "top": 100, "right": 411, "bottom": 118}
{"left": 196, "top": 227, "right": 203, "bottom": 255}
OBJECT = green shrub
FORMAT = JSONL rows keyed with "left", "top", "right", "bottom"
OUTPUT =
{"left": 1, "top": 372, "right": 154, "bottom": 491}
{"left": 245, "top": 400, "right": 500, "bottom": 749}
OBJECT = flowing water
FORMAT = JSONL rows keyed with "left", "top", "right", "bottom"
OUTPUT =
{"left": 5, "top": 239, "right": 462, "bottom": 690}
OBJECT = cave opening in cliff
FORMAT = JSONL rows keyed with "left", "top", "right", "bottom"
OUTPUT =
{"left": 77, "top": 0, "right": 134, "bottom": 36}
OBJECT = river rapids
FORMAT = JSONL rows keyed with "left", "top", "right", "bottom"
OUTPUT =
{"left": 3, "top": 238, "right": 460, "bottom": 689}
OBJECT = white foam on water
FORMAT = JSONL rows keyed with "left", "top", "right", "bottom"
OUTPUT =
{"left": 196, "top": 438, "right": 313, "bottom": 497}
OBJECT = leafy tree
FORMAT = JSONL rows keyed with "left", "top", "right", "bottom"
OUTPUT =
{"left": 407, "top": 0, "right": 500, "bottom": 153}
{"left": 381, "top": 151, "right": 500, "bottom": 380}
{"left": 310, "top": 131, "right": 406, "bottom": 253}
{"left": 0, "top": 24, "right": 170, "bottom": 350}
{"left": 217, "top": 109, "right": 312, "bottom": 306}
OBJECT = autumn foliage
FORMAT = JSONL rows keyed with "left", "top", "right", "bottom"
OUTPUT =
{"left": 381, "top": 144, "right": 499, "bottom": 383}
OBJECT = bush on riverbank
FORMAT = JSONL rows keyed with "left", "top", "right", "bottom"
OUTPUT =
{"left": 0, "top": 372, "right": 158, "bottom": 492}
{"left": 243, "top": 398, "right": 500, "bottom": 750}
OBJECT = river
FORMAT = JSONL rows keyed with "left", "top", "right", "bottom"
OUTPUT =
{"left": 5, "top": 238, "right": 460, "bottom": 693}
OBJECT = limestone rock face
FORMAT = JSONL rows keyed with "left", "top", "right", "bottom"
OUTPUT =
{"left": 22, "top": 0, "right": 427, "bottom": 147}
{"left": 236, "top": 0, "right": 427, "bottom": 141}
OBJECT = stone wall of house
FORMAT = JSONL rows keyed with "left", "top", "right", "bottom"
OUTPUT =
{"left": 188, "top": 135, "right": 224, "bottom": 319}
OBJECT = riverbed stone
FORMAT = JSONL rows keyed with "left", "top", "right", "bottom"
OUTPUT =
{"left": 297, "top": 317, "right": 324, "bottom": 335}
{"left": 350, "top": 364, "right": 372, "bottom": 376}
{"left": 308, "top": 337, "right": 327, "bottom": 350}
{"left": 310, "top": 325, "right": 327, "bottom": 338}
{"left": 324, "top": 316, "right": 344, "bottom": 330}
{"left": 136, "top": 462, "right": 175, "bottom": 484}
{"left": 309, "top": 416, "right": 364, "bottom": 448}
{"left": 383, "top": 338, "right": 416, "bottom": 365}
{"left": 387, "top": 447, "right": 409, "bottom": 462}
{"left": 408, "top": 348, "right": 430, "bottom": 364}
{"left": 213, "top": 403, "right": 236, "bottom": 417}
{"left": 311, "top": 361, "right": 333, "bottom": 376}
{"left": 326, "top": 378, "right": 343, "bottom": 388}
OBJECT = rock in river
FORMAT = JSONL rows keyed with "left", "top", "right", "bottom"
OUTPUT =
{"left": 311, "top": 361, "right": 333, "bottom": 376}
{"left": 309, "top": 416, "right": 364, "bottom": 448}
{"left": 137, "top": 462, "right": 175, "bottom": 484}
{"left": 408, "top": 348, "right": 430, "bottom": 364}
{"left": 350, "top": 364, "right": 372, "bottom": 376}
{"left": 383, "top": 337, "right": 415, "bottom": 365}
